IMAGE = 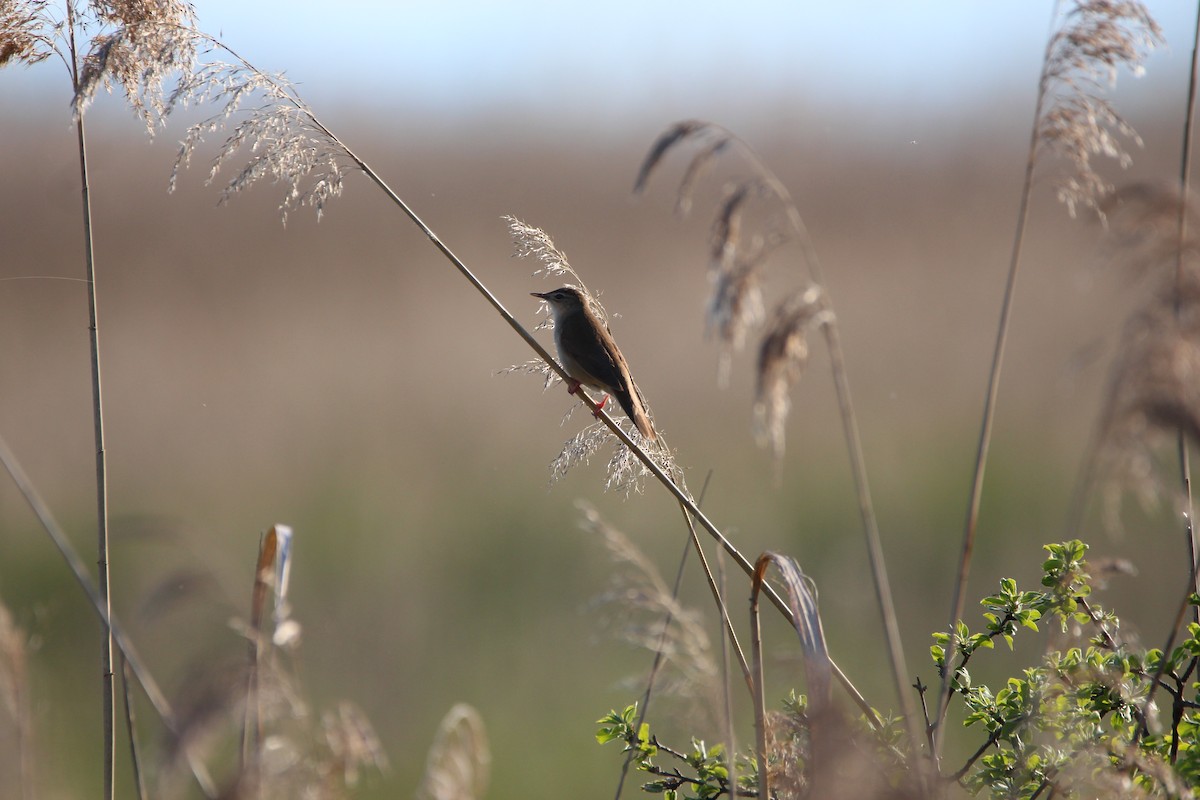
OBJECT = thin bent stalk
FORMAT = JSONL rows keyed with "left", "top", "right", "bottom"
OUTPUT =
{"left": 120, "top": 656, "right": 148, "bottom": 800}
{"left": 934, "top": 2, "right": 1061, "bottom": 759}
{"left": 776, "top": 175, "right": 918, "bottom": 754}
{"left": 689, "top": 124, "right": 917, "bottom": 751}
{"left": 749, "top": 573, "right": 769, "bottom": 800}
{"left": 1174, "top": 2, "right": 1200, "bottom": 625}
{"left": 64, "top": 2, "right": 115, "bottom": 795}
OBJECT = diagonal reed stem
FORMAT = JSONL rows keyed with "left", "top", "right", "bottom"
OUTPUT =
{"left": 0, "top": 434, "right": 217, "bottom": 798}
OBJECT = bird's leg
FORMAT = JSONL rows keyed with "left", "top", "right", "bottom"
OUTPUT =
{"left": 564, "top": 379, "right": 606, "bottom": 418}
{"left": 592, "top": 394, "right": 610, "bottom": 418}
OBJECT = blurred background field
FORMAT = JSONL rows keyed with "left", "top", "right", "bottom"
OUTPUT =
{"left": 1, "top": 1, "right": 1198, "bottom": 797}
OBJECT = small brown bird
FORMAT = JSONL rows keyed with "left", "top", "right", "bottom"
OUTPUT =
{"left": 532, "top": 287, "right": 656, "bottom": 441}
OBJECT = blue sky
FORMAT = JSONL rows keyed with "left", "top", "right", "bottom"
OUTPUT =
{"left": 2, "top": 2, "right": 1195, "bottom": 129}
{"left": 192, "top": 1, "right": 1194, "bottom": 113}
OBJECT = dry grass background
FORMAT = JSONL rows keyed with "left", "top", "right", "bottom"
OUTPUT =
{"left": 0, "top": 83, "right": 1193, "bottom": 796}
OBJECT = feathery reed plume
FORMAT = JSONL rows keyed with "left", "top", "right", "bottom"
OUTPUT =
{"left": 1084, "top": 194, "right": 1200, "bottom": 525}
{"left": 506, "top": 215, "right": 590, "bottom": 294}
{"left": 544, "top": 420, "right": 664, "bottom": 493}
{"left": 1100, "top": 181, "right": 1200, "bottom": 277}
{"left": 416, "top": 704, "right": 490, "bottom": 800}
{"left": 0, "top": 1, "right": 52, "bottom": 67}
{"left": 4, "top": 7, "right": 210, "bottom": 792}
{"left": 583, "top": 506, "right": 720, "bottom": 714}
{"left": 1038, "top": 1, "right": 1164, "bottom": 217}
{"left": 638, "top": 127, "right": 796, "bottom": 378}
{"left": 754, "top": 286, "right": 828, "bottom": 463}
{"left": 72, "top": 0, "right": 199, "bottom": 130}
{"left": 168, "top": 48, "right": 353, "bottom": 221}
{"left": 635, "top": 122, "right": 842, "bottom": 471}
{"left": 320, "top": 702, "right": 389, "bottom": 791}
{"left": 0, "top": 602, "right": 33, "bottom": 800}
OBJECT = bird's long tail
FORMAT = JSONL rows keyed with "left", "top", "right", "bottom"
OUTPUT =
{"left": 617, "top": 386, "right": 656, "bottom": 442}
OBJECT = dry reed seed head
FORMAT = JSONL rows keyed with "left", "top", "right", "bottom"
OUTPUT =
{"left": 1099, "top": 181, "right": 1200, "bottom": 354}
{"left": 73, "top": 2, "right": 200, "bottom": 132}
{"left": 0, "top": 1, "right": 53, "bottom": 67}
{"left": 708, "top": 256, "right": 765, "bottom": 351}
{"left": 549, "top": 420, "right": 612, "bottom": 485}
{"left": 1037, "top": 1, "right": 1163, "bottom": 218}
{"left": 1094, "top": 304, "right": 1200, "bottom": 522}
{"left": 632, "top": 118, "right": 710, "bottom": 195}
{"left": 164, "top": 53, "right": 351, "bottom": 222}
{"left": 506, "top": 216, "right": 608, "bottom": 326}
{"left": 753, "top": 286, "right": 827, "bottom": 460}
{"left": 603, "top": 424, "right": 675, "bottom": 494}
{"left": 321, "top": 702, "right": 389, "bottom": 787}
{"left": 499, "top": 358, "right": 561, "bottom": 391}
{"left": 548, "top": 417, "right": 673, "bottom": 493}
{"left": 1100, "top": 181, "right": 1200, "bottom": 276}
{"left": 710, "top": 181, "right": 758, "bottom": 269}
{"left": 416, "top": 704, "right": 490, "bottom": 800}
{"left": 579, "top": 504, "right": 720, "bottom": 715}
{"left": 0, "top": 603, "right": 28, "bottom": 723}
{"left": 707, "top": 230, "right": 789, "bottom": 356}
{"left": 506, "top": 215, "right": 579, "bottom": 282}
{"left": 764, "top": 709, "right": 810, "bottom": 800}
{"left": 674, "top": 132, "right": 732, "bottom": 216}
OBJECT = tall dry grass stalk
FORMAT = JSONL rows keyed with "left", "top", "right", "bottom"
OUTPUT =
{"left": 633, "top": 120, "right": 918, "bottom": 761}
{"left": 3, "top": 2, "right": 200, "bottom": 792}
{"left": 937, "top": 0, "right": 1162, "bottom": 759}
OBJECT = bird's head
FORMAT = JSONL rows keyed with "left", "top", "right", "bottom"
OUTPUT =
{"left": 531, "top": 286, "right": 588, "bottom": 317}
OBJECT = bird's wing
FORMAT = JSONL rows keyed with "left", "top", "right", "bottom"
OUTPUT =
{"left": 558, "top": 310, "right": 630, "bottom": 392}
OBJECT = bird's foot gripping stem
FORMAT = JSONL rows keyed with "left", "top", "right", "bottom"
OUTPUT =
{"left": 592, "top": 394, "right": 609, "bottom": 418}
